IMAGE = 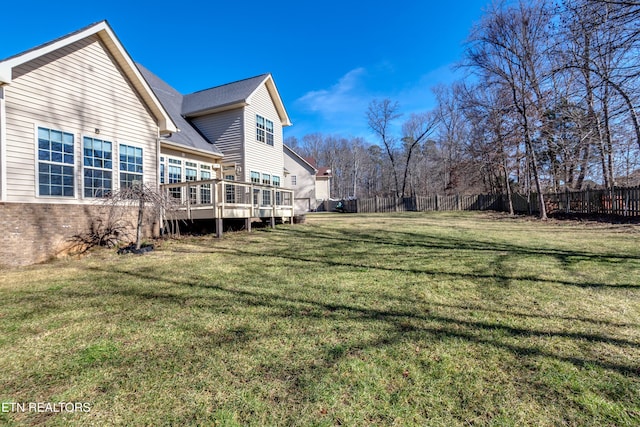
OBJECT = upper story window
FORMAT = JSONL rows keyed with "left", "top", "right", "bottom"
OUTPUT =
{"left": 250, "top": 171, "right": 260, "bottom": 184}
{"left": 37, "top": 127, "right": 75, "bottom": 197}
{"left": 119, "top": 144, "right": 143, "bottom": 188}
{"left": 256, "top": 115, "right": 274, "bottom": 146}
{"left": 272, "top": 176, "right": 280, "bottom": 187}
{"left": 262, "top": 173, "right": 271, "bottom": 186}
{"left": 266, "top": 119, "right": 274, "bottom": 146}
{"left": 256, "top": 115, "right": 265, "bottom": 143}
{"left": 291, "top": 175, "right": 297, "bottom": 186}
{"left": 83, "top": 137, "right": 112, "bottom": 198}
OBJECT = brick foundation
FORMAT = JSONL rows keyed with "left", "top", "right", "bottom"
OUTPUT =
{"left": 0, "top": 202, "right": 158, "bottom": 267}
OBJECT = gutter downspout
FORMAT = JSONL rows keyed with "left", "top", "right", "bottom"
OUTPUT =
{"left": 0, "top": 86, "right": 7, "bottom": 202}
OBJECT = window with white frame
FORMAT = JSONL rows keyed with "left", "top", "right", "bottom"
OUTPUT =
{"left": 200, "top": 165, "right": 212, "bottom": 204}
{"left": 186, "top": 161, "right": 197, "bottom": 203}
{"left": 273, "top": 175, "right": 281, "bottom": 205}
{"left": 251, "top": 171, "right": 261, "bottom": 205}
{"left": 262, "top": 187, "right": 271, "bottom": 206}
{"left": 256, "top": 115, "right": 265, "bottom": 143}
{"left": 83, "top": 137, "right": 112, "bottom": 198}
{"left": 159, "top": 156, "right": 165, "bottom": 184}
{"left": 225, "top": 174, "right": 236, "bottom": 203}
{"left": 168, "top": 158, "right": 182, "bottom": 199}
{"left": 119, "top": 144, "right": 143, "bottom": 188}
{"left": 266, "top": 119, "right": 274, "bottom": 146}
{"left": 37, "top": 127, "right": 75, "bottom": 197}
{"left": 291, "top": 175, "right": 297, "bottom": 186}
{"left": 262, "top": 173, "right": 272, "bottom": 205}
{"left": 256, "top": 115, "right": 274, "bottom": 146}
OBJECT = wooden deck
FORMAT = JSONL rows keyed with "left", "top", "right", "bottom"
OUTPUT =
{"left": 160, "top": 179, "right": 294, "bottom": 236}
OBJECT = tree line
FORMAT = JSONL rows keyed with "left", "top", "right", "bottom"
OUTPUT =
{"left": 285, "top": 0, "right": 640, "bottom": 219}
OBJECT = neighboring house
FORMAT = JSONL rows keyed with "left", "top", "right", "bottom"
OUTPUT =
{"left": 315, "top": 165, "right": 332, "bottom": 204}
{"left": 0, "top": 20, "right": 295, "bottom": 266}
{"left": 283, "top": 145, "right": 332, "bottom": 213}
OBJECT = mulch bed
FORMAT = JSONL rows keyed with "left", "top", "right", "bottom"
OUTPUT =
{"left": 117, "top": 244, "right": 154, "bottom": 255}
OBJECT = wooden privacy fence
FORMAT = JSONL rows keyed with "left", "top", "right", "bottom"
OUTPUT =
{"left": 342, "top": 194, "right": 504, "bottom": 214}
{"left": 341, "top": 186, "right": 640, "bottom": 217}
{"left": 545, "top": 186, "right": 640, "bottom": 217}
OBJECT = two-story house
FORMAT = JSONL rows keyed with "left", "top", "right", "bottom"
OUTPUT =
{"left": 0, "top": 20, "right": 296, "bottom": 266}
{"left": 139, "top": 65, "right": 294, "bottom": 226}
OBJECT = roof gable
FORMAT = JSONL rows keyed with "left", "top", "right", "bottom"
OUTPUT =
{"left": 137, "top": 64, "right": 223, "bottom": 158}
{"left": 0, "top": 21, "right": 177, "bottom": 134}
{"left": 284, "top": 145, "right": 317, "bottom": 174}
{"left": 183, "top": 74, "right": 292, "bottom": 126}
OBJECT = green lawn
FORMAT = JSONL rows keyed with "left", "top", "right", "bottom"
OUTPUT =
{"left": 1, "top": 211, "right": 639, "bottom": 426}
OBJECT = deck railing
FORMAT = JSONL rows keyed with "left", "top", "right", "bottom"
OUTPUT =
{"left": 160, "top": 179, "right": 295, "bottom": 221}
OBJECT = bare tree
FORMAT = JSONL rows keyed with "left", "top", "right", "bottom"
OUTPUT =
{"left": 80, "top": 183, "right": 180, "bottom": 252}
{"left": 367, "top": 99, "right": 403, "bottom": 197}
{"left": 465, "top": 0, "right": 553, "bottom": 219}
{"left": 401, "top": 112, "right": 438, "bottom": 197}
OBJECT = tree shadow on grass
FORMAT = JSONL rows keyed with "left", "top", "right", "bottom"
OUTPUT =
{"left": 165, "top": 226, "right": 639, "bottom": 289}
{"left": 214, "top": 243, "right": 638, "bottom": 290}
{"left": 37, "top": 261, "right": 634, "bottom": 424}
{"left": 282, "top": 226, "right": 640, "bottom": 265}
{"left": 80, "top": 265, "right": 640, "bottom": 378}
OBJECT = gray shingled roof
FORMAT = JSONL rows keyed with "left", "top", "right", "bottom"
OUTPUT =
{"left": 182, "top": 74, "right": 269, "bottom": 117}
{"left": 0, "top": 21, "right": 106, "bottom": 63}
{"left": 137, "top": 64, "right": 223, "bottom": 157}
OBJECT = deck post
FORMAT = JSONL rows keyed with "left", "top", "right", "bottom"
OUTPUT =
{"left": 270, "top": 188, "right": 275, "bottom": 228}
{"left": 215, "top": 181, "right": 223, "bottom": 238}
{"left": 290, "top": 190, "right": 295, "bottom": 224}
{"left": 220, "top": 180, "right": 225, "bottom": 219}
{"left": 212, "top": 179, "right": 217, "bottom": 219}
{"left": 250, "top": 184, "right": 254, "bottom": 218}
{"left": 216, "top": 218, "right": 223, "bottom": 238}
{"left": 186, "top": 183, "right": 191, "bottom": 220}
{"left": 245, "top": 218, "right": 252, "bottom": 232}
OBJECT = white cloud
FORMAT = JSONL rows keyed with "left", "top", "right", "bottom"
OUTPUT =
{"left": 287, "top": 62, "right": 467, "bottom": 140}
{"left": 296, "top": 67, "right": 369, "bottom": 116}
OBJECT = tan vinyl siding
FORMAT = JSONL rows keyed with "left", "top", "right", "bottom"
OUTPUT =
{"left": 4, "top": 35, "right": 159, "bottom": 203}
{"left": 191, "top": 109, "right": 243, "bottom": 166}
{"left": 243, "top": 84, "right": 283, "bottom": 182}
{"left": 283, "top": 151, "right": 316, "bottom": 207}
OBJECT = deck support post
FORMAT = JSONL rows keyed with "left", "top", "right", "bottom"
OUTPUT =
{"left": 290, "top": 191, "right": 295, "bottom": 224}
{"left": 270, "top": 188, "right": 275, "bottom": 229}
{"left": 245, "top": 218, "right": 252, "bottom": 232}
{"left": 216, "top": 217, "right": 223, "bottom": 238}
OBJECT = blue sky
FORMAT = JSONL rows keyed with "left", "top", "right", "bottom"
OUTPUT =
{"left": 0, "top": 0, "right": 489, "bottom": 140}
